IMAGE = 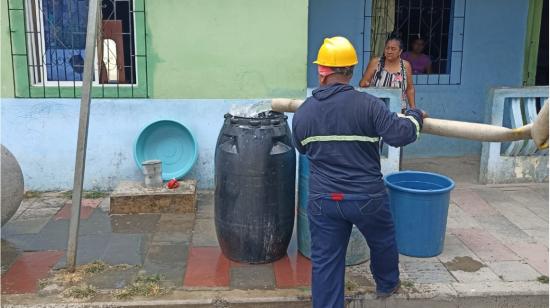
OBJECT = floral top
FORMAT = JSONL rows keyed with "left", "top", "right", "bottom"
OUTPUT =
{"left": 371, "top": 58, "right": 408, "bottom": 109}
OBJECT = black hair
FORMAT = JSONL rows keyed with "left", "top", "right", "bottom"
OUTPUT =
{"left": 332, "top": 66, "right": 354, "bottom": 77}
{"left": 385, "top": 32, "right": 404, "bottom": 50}
{"left": 377, "top": 32, "right": 403, "bottom": 80}
{"left": 412, "top": 35, "right": 426, "bottom": 44}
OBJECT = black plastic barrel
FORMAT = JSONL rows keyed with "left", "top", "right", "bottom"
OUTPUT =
{"left": 214, "top": 112, "right": 296, "bottom": 264}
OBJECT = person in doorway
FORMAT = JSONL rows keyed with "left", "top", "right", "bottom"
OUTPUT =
{"left": 401, "top": 36, "right": 432, "bottom": 75}
{"left": 359, "top": 33, "right": 416, "bottom": 112}
{"left": 292, "top": 36, "right": 425, "bottom": 308}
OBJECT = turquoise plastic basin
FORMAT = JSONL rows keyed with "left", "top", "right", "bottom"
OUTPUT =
{"left": 134, "top": 120, "right": 197, "bottom": 180}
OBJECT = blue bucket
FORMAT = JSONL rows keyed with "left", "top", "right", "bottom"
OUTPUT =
{"left": 384, "top": 171, "right": 455, "bottom": 257}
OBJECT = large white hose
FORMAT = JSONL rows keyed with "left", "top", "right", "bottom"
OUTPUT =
{"left": 271, "top": 98, "right": 548, "bottom": 148}
{"left": 531, "top": 100, "right": 549, "bottom": 149}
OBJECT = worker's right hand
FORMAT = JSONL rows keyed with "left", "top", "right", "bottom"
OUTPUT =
{"left": 359, "top": 80, "right": 369, "bottom": 87}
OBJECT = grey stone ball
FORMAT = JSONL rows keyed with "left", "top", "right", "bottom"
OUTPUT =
{"left": 1, "top": 145, "right": 24, "bottom": 225}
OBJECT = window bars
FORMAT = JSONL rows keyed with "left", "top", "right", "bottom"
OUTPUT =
{"left": 364, "top": 0, "right": 465, "bottom": 85}
{"left": 7, "top": 0, "right": 148, "bottom": 98}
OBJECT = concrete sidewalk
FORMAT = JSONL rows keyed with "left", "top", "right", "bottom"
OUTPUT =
{"left": 1, "top": 180, "right": 548, "bottom": 306}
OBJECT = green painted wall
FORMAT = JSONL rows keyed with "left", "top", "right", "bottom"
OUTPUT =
{"left": 523, "top": 0, "right": 543, "bottom": 86}
{"left": 1, "top": 0, "right": 15, "bottom": 98}
{"left": 0, "top": 0, "right": 308, "bottom": 99}
{"left": 145, "top": 0, "right": 308, "bottom": 99}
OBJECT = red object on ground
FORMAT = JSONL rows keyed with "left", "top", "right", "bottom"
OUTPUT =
{"left": 167, "top": 179, "right": 180, "bottom": 189}
{"left": 183, "top": 247, "right": 231, "bottom": 287}
{"left": 1, "top": 251, "right": 64, "bottom": 294}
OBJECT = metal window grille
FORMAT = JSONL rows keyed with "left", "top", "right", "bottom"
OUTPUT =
{"left": 363, "top": 0, "right": 465, "bottom": 85}
{"left": 7, "top": 0, "right": 148, "bottom": 98}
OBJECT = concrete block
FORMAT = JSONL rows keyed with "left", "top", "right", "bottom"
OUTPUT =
{"left": 192, "top": 218, "right": 219, "bottom": 247}
{"left": 401, "top": 282, "right": 458, "bottom": 300}
{"left": 457, "top": 296, "right": 498, "bottom": 308}
{"left": 452, "top": 281, "right": 549, "bottom": 297}
{"left": 474, "top": 214, "right": 535, "bottom": 244}
{"left": 35, "top": 196, "right": 71, "bottom": 209}
{"left": 459, "top": 294, "right": 549, "bottom": 308}
{"left": 488, "top": 200, "right": 547, "bottom": 231}
{"left": 8, "top": 199, "right": 33, "bottom": 222}
{"left": 450, "top": 228, "right": 521, "bottom": 262}
{"left": 447, "top": 203, "right": 482, "bottom": 228}
{"left": 157, "top": 214, "right": 195, "bottom": 232}
{"left": 14, "top": 207, "right": 59, "bottom": 221}
{"left": 54, "top": 234, "right": 111, "bottom": 269}
{"left": 146, "top": 243, "right": 188, "bottom": 265}
{"left": 197, "top": 192, "right": 215, "bottom": 219}
{"left": 523, "top": 228, "right": 549, "bottom": 247}
{"left": 152, "top": 231, "right": 192, "bottom": 244}
{"left": 30, "top": 219, "right": 70, "bottom": 250}
{"left": 78, "top": 210, "right": 112, "bottom": 236}
{"left": 0, "top": 234, "right": 38, "bottom": 252}
{"left": 384, "top": 298, "right": 458, "bottom": 308}
{"left": 230, "top": 265, "right": 276, "bottom": 289}
{"left": 401, "top": 258, "right": 456, "bottom": 284}
{"left": 505, "top": 243, "right": 549, "bottom": 275}
{"left": 438, "top": 235, "right": 481, "bottom": 264}
{"left": 102, "top": 233, "right": 146, "bottom": 265}
{"left": 449, "top": 266, "right": 500, "bottom": 283}
{"left": 494, "top": 294, "right": 549, "bottom": 307}
{"left": 99, "top": 197, "right": 110, "bottom": 212}
{"left": 451, "top": 190, "right": 499, "bottom": 217}
{"left": 110, "top": 180, "right": 197, "bottom": 214}
{"left": 142, "top": 261, "right": 187, "bottom": 287}
{"left": 1, "top": 218, "right": 49, "bottom": 235}
{"left": 110, "top": 213, "right": 160, "bottom": 233}
{"left": 439, "top": 238, "right": 501, "bottom": 282}
{"left": 488, "top": 261, "right": 541, "bottom": 282}
{"left": 87, "top": 267, "right": 139, "bottom": 289}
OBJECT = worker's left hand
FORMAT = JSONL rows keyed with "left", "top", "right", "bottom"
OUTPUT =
{"left": 421, "top": 110, "right": 429, "bottom": 119}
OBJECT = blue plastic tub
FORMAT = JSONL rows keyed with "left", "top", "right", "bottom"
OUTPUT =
{"left": 384, "top": 171, "right": 455, "bottom": 257}
{"left": 134, "top": 120, "right": 198, "bottom": 180}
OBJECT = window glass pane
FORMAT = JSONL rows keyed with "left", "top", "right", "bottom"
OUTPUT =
{"left": 42, "top": 0, "right": 88, "bottom": 81}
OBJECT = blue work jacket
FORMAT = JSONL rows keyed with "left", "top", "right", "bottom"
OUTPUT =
{"left": 292, "top": 83, "right": 423, "bottom": 196}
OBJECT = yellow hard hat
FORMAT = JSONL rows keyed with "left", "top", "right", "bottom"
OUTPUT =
{"left": 313, "top": 36, "right": 358, "bottom": 67}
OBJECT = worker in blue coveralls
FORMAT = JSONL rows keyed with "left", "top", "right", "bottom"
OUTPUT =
{"left": 292, "top": 36, "right": 426, "bottom": 308}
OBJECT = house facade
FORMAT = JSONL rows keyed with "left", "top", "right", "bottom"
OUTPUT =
{"left": 0, "top": 0, "right": 547, "bottom": 190}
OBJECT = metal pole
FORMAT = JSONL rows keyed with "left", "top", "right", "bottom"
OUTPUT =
{"left": 67, "top": 0, "right": 101, "bottom": 272}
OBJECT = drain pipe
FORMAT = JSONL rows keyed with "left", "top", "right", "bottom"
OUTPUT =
{"left": 271, "top": 98, "right": 548, "bottom": 147}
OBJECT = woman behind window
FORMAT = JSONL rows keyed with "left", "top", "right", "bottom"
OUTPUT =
{"left": 401, "top": 37, "right": 432, "bottom": 75}
{"left": 359, "top": 33, "right": 416, "bottom": 111}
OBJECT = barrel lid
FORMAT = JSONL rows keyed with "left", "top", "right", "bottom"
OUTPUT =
{"left": 224, "top": 112, "right": 286, "bottom": 126}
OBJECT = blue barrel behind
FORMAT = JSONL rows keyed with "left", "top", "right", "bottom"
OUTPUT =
{"left": 297, "top": 155, "right": 370, "bottom": 266}
{"left": 384, "top": 171, "right": 455, "bottom": 257}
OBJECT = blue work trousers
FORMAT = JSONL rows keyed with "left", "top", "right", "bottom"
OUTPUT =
{"left": 308, "top": 194, "right": 399, "bottom": 308}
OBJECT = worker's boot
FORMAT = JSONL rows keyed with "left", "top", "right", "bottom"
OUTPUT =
{"left": 376, "top": 280, "right": 401, "bottom": 299}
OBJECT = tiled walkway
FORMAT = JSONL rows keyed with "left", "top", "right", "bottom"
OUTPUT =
{"left": 1, "top": 183, "right": 548, "bottom": 305}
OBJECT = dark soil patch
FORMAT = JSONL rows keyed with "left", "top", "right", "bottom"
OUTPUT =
{"left": 444, "top": 256, "right": 485, "bottom": 272}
